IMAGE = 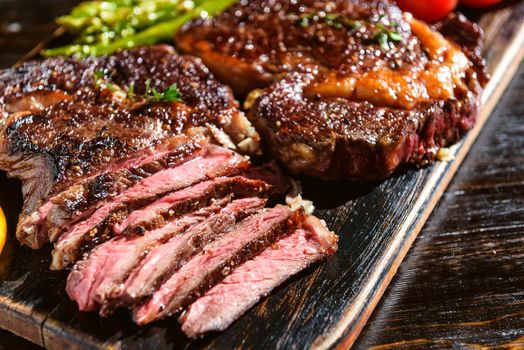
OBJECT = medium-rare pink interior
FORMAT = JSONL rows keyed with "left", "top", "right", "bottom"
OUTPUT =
{"left": 179, "top": 216, "right": 338, "bottom": 337}
{"left": 107, "top": 197, "right": 266, "bottom": 315}
{"left": 133, "top": 205, "right": 304, "bottom": 325}
{"left": 67, "top": 201, "right": 227, "bottom": 312}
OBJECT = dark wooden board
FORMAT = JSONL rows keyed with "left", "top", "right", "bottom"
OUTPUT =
{"left": 0, "top": 2, "right": 523, "bottom": 349}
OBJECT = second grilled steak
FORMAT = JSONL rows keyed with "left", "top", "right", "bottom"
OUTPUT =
{"left": 177, "top": 0, "right": 488, "bottom": 180}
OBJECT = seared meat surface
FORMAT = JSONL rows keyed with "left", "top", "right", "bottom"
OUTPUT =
{"left": 250, "top": 62, "right": 480, "bottom": 180}
{"left": 177, "top": 1, "right": 488, "bottom": 180}
{"left": 177, "top": 0, "right": 416, "bottom": 97}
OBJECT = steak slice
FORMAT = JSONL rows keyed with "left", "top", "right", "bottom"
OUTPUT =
{"left": 114, "top": 175, "right": 271, "bottom": 236}
{"left": 106, "top": 197, "right": 266, "bottom": 315}
{"left": 177, "top": 0, "right": 487, "bottom": 179}
{"left": 66, "top": 201, "right": 226, "bottom": 312}
{"left": 241, "top": 161, "right": 291, "bottom": 200}
{"left": 51, "top": 145, "right": 249, "bottom": 270}
{"left": 0, "top": 45, "right": 260, "bottom": 248}
{"left": 179, "top": 216, "right": 338, "bottom": 338}
{"left": 133, "top": 205, "right": 305, "bottom": 325}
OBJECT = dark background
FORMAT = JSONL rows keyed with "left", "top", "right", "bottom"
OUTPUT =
{"left": 0, "top": 1, "right": 523, "bottom": 348}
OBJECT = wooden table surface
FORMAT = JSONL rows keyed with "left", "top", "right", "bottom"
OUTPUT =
{"left": 1, "top": 1, "right": 523, "bottom": 349}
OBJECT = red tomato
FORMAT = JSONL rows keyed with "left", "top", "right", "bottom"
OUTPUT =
{"left": 394, "top": 0, "right": 459, "bottom": 23}
{"left": 460, "top": 0, "right": 502, "bottom": 8}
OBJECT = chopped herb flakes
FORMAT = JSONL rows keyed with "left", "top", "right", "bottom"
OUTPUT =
{"left": 93, "top": 72, "right": 183, "bottom": 103}
{"left": 289, "top": 11, "right": 403, "bottom": 50}
{"left": 93, "top": 69, "right": 116, "bottom": 92}
{"left": 374, "top": 22, "right": 403, "bottom": 50}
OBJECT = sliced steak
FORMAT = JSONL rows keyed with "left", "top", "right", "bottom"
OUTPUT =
{"left": 18, "top": 137, "right": 205, "bottom": 248}
{"left": 0, "top": 45, "right": 260, "bottom": 249}
{"left": 177, "top": 0, "right": 487, "bottom": 179}
{"left": 66, "top": 201, "right": 226, "bottom": 312}
{"left": 133, "top": 205, "right": 306, "bottom": 325}
{"left": 114, "top": 175, "right": 271, "bottom": 236}
{"left": 51, "top": 145, "right": 249, "bottom": 270}
{"left": 106, "top": 197, "right": 266, "bottom": 314}
{"left": 179, "top": 216, "right": 338, "bottom": 337}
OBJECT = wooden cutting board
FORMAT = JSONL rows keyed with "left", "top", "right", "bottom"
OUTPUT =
{"left": 0, "top": 3, "right": 523, "bottom": 349}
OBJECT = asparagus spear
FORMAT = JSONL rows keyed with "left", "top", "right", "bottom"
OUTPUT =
{"left": 42, "top": 0, "right": 237, "bottom": 57}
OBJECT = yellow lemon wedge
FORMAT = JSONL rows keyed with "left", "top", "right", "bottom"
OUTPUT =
{"left": 0, "top": 206, "right": 5, "bottom": 255}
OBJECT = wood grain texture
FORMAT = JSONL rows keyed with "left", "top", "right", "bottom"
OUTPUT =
{"left": 0, "top": 1, "right": 523, "bottom": 349}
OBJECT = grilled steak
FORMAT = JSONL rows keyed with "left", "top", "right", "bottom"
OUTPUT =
{"left": 0, "top": 45, "right": 260, "bottom": 249}
{"left": 133, "top": 205, "right": 306, "bottom": 325}
{"left": 179, "top": 216, "right": 338, "bottom": 338}
{"left": 177, "top": 1, "right": 488, "bottom": 180}
{"left": 51, "top": 145, "right": 249, "bottom": 270}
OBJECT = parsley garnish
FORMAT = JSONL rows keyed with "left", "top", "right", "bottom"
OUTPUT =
{"left": 144, "top": 80, "right": 183, "bottom": 103}
{"left": 93, "top": 74, "right": 183, "bottom": 103}
{"left": 93, "top": 69, "right": 116, "bottom": 92}
{"left": 289, "top": 11, "right": 403, "bottom": 50}
{"left": 126, "top": 82, "right": 135, "bottom": 100}
{"left": 324, "top": 13, "right": 362, "bottom": 30}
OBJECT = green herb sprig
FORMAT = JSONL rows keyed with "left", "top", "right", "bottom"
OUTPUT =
{"left": 289, "top": 11, "right": 403, "bottom": 50}
{"left": 374, "top": 22, "right": 403, "bottom": 50}
{"left": 93, "top": 69, "right": 116, "bottom": 92}
{"left": 144, "top": 80, "right": 183, "bottom": 103}
{"left": 93, "top": 72, "right": 183, "bottom": 103}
